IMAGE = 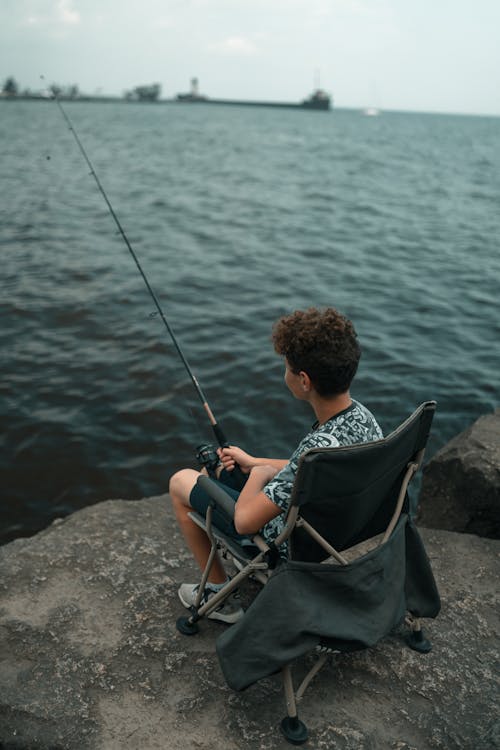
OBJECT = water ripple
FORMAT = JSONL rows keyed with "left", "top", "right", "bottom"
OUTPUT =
{"left": 1, "top": 101, "right": 499, "bottom": 543}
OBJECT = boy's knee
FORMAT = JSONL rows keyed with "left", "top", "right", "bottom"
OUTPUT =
{"left": 169, "top": 468, "right": 199, "bottom": 505}
{"left": 168, "top": 469, "right": 185, "bottom": 498}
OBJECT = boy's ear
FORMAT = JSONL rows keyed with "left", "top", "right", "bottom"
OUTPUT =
{"left": 299, "top": 371, "right": 311, "bottom": 392}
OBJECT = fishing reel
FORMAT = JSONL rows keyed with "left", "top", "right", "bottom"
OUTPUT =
{"left": 195, "top": 444, "right": 220, "bottom": 477}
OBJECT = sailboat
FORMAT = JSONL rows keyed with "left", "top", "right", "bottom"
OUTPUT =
{"left": 362, "top": 106, "right": 380, "bottom": 116}
{"left": 362, "top": 80, "right": 381, "bottom": 116}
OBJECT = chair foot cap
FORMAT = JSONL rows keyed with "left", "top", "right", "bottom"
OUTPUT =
{"left": 176, "top": 616, "right": 199, "bottom": 635}
{"left": 405, "top": 629, "right": 432, "bottom": 653}
{"left": 280, "top": 716, "right": 308, "bottom": 745}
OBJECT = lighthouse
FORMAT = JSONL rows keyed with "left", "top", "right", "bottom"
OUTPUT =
{"left": 190, "top": 78, "right": 199, "bottom": 97}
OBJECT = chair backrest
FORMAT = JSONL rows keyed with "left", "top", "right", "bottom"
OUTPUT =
{"left": 288, "top": 401, "right": 436, "bottom": 562}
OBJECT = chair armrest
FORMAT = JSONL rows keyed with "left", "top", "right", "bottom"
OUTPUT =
{"left": 196, "top": 475, "right": 236, "bottom": 520}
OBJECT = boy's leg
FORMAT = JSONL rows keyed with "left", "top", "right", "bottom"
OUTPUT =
{"left": 169, "top": 468, "right": 227, "bottom": 584}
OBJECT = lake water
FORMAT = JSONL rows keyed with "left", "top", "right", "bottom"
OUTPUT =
{"left": 1, "top": 99, "right": 499, "bottom": 544}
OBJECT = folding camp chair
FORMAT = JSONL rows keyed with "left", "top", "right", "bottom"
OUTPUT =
{"left": 176, "top": 401, "right": 440, "bottom": 744}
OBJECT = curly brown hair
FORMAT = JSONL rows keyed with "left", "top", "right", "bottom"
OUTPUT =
{"left": 272, "top": 307, "right": 361, "bottom": 396}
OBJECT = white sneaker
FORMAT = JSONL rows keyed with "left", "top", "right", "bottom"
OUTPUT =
{"left": 178, "top": 583, "right": 244, "bottom": 624}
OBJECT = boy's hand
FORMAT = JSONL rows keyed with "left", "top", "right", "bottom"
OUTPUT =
{"left": 217, "top": 446, "right": 255, "bottom": 474}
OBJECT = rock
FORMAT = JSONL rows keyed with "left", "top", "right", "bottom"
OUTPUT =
{"left": 418, "top": 409, "right": 500, "bottom": 538}
{"left": 0, "top": 496, "right": 499, "bottom": 750}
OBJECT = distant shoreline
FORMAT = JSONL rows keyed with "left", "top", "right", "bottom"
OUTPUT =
{"left": 1, "top": 95, "right": 498, "bottom": 118}
{"left": 1, "top": 94, "right": 163, "bottom": 103}
{"left": 0, "top": 93, "right": 330, "bottom": 111}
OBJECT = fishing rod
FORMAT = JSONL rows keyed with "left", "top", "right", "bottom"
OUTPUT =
{"left": 51, "top": 92, "right": 246, "bottom": 487}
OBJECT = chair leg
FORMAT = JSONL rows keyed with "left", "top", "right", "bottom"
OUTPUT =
{"left": 176, "top": 504, "right": 230, "bottom": 635}
{"left": 295, "top": 653, "right": 329, "bottom": 702}
{"left": 176, "top": 613, "right": 200, "bottom": 635}
{"left": 404, "top": 614, "right": 432, "bottom": 653}
{"left": 280, "top": 665, "right": 308, "bottom": 745}
{"left": 176, "top": 517, "right": 221, "bottom": 635}
{"left": 176, "top": 547, "right": 268, "bottom": 635}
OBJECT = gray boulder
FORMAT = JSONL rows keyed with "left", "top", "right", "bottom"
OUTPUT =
{"left": 419, "top": 409, "right": 500, "bottom": 538}
{"left": 0, "top": 496, "right": 498, "bottom": 750}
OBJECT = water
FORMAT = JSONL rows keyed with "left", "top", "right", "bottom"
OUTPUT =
{"left": 1, "top": 100, "right": 499, "bottom": 545}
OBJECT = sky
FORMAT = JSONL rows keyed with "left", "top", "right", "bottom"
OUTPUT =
{"left": 1, "top": 0, "right": 500, "bottom": 116}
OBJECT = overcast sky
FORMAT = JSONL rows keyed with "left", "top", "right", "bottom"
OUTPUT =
{"left": 1, "top": 0, "right": 499, "bottom": 116}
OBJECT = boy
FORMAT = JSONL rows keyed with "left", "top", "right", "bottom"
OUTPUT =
{"left": 169, "top": 307, "right": 382, "bottom": 623}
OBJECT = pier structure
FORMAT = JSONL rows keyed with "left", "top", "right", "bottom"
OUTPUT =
{"left": 176, "top": 78, "right": 331, "bottom": 111}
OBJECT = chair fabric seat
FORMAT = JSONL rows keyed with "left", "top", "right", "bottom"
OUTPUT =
{"left": 216, "top": 515, "right": 440, "bottom": 691}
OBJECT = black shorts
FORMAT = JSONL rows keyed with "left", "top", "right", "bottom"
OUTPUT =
{"left": 189, "top": 468, "right": 248, "bottom": 541}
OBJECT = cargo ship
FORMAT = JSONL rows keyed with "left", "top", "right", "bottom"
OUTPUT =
{"left": 176, "top": 78, "right": 331, "bottom": 111}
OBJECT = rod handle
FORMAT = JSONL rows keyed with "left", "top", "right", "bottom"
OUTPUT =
{"left": 226, "top": 461, "right": 247, "bottom": 491}
{"left": 212, "top": 424, "right": 247, "bottom": 491}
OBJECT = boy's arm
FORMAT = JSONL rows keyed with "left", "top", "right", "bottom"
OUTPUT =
{"left": 218, "top": 446, "right": 287, "bottom": 474}
{"left": 234, "top": 465, "right": 282, "bottom": 535}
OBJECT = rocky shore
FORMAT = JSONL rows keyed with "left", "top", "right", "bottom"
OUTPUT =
{"left": 1, "top": 411, "right": 499, "bottom": 750}
{"left": 418, "top": 408, "right": 500, "bottom": 538}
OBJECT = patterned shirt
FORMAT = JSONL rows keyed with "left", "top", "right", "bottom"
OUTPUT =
{"left": 260, "top": 399, "right": 383, "bottom": 547}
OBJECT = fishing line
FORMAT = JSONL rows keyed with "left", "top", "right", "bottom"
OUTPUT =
{"left": 49, "top": 87, "right": 245, "bottom": 484}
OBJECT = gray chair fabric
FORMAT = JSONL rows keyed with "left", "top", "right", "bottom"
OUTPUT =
{"left": 215, "top": 401, "right": 440, "bottom": 691}
{"left": 217, "top": 514, "right": 439, "bottom": 691}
